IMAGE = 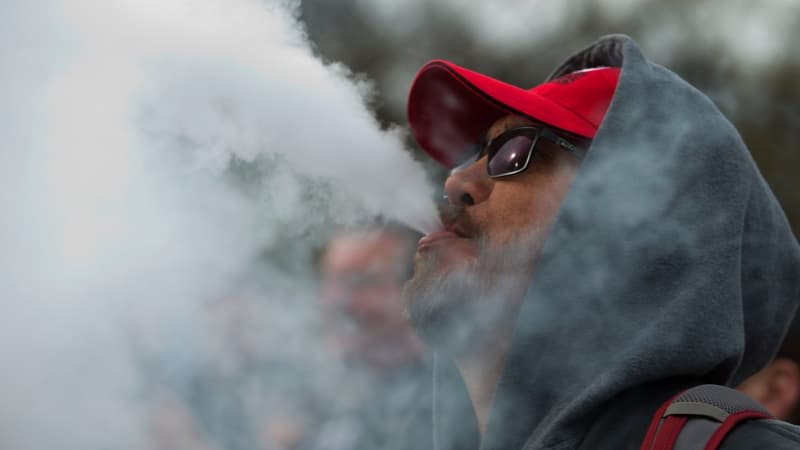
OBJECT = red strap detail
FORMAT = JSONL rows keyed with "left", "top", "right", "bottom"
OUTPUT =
{"left": 703, "top": 411, "right": 771, "bottom": 450}
{"left": 640, "top": 391, "right": 686, "bottom": 450}
{"left": 651, "top": 416, "right": 688, "bottom": 450}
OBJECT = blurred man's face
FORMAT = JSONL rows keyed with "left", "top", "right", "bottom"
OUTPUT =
{"left": 320, "top": 230, "right": 421, "bottom": 366}
{"left": 403, "top": 115, "right": 581, "bottom": 353}
{"left": 738, "top": 358, "right": 800, "bottom": 420}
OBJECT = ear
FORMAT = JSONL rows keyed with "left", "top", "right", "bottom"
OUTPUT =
{"left": 762, "top": 358, "right": 800, "bottom": 420}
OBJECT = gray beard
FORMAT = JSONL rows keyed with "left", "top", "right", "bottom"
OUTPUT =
{"left": 402, "top": 233, "right": 541, "bottom": 356}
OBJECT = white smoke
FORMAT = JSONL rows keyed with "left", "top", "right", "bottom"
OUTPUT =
{"left": 0, "top": 0, "right": 440, "bottom": 449}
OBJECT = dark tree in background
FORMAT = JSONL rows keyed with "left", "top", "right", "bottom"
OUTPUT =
{"left": 300, "top": 0, "right": 800, "bottom": 235}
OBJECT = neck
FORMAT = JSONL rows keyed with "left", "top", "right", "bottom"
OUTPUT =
{"left": 455, "top": 270, "right": 532, "bottom": 436}
{"left": 453, "top": 317, "right": 515, "bottom": 435}
{"left": 451, "top": 273, "right": 530, "bottom": 436}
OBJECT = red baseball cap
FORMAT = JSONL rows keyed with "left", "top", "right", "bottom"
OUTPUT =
{"left": 407, "top": 60, "right": 620, "bottom": 168}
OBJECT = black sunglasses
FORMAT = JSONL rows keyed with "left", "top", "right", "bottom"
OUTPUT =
{"left": 454, "top": 126, "right": 588, "bottom": 178}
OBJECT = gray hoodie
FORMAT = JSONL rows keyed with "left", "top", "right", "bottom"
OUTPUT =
{"left": 430, "top": 35, "right": 800, "bottom": 450}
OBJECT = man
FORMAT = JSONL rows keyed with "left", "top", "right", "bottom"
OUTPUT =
{"left": 300, "top": 227, "right": 432, "bottom": 450}
{"left": 739, "top": 317, "right": 800, "bottom": 423}
{"left": 739, "top": 358, "right": 800, "bottom": 422}
{"left": 402, "top": 35, "right": 800, "bottom": 449}
{"left": 319, "top": 227, "right": 425, "bottom": 371}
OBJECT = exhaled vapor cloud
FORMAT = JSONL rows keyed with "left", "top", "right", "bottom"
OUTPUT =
{"left": 0, "top": 0, "right": 439, "bottom": 449}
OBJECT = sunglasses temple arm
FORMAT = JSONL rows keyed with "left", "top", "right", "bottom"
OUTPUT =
{"left": 539, "top": 127, "right": 587, "bottom": 161}
{"left": 561, "top": 141, "right": 587, "bottom": 161}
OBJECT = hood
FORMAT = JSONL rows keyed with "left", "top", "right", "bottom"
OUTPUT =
{"left": 431, "top": 35, "right": 800, "bottom": 450}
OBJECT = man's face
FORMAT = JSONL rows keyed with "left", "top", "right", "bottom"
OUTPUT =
{"left": 738, "top": 358, "right": 800, "bottom": 421}
{"left": 403, "top": 115, "right": 582, "bottom": 353}
{"left": 320, "top": 230, "right": 420, "bottom": 365}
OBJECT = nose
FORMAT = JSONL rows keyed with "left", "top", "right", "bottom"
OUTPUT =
{"left": 443, "top": 157, "right": 492, "bottom": 207}
{"left": 321, "top": 281, "right": 352, "bottom": 310}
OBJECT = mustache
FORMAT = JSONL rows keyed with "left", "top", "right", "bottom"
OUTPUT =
{"left": 438, "top": 203, "right": 480, "bottom": 238}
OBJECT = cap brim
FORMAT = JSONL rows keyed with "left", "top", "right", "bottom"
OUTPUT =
{"left": 407, "top": 60, "right": 597, "bottom": 168}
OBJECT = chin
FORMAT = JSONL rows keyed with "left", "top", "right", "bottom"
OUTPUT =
{"left": 402, "top": 230, "right": 543, "bottom": 356}
{"left": 402, "top": 261, "right": 502, "bottom": 356}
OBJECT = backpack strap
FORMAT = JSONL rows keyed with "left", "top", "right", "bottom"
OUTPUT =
{"left": 639, "top": 384, "right": 773, "bottom": 450}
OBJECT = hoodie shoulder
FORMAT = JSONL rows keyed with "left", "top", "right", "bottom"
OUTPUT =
{"left": 720, "top": 419, "right": 800, "bottom": 450}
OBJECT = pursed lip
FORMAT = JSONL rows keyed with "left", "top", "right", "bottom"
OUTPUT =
{"left": 417, "top": 224, "right": 468, "bottom": 252}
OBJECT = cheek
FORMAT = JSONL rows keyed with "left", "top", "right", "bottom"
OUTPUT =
{"left": 489, "top": 183, "right": 553, "bottom": 225}
{"left": 483, "top": 171, "right": 574, "bottom": 246}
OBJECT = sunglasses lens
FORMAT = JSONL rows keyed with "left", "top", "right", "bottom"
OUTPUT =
{"left": 487, "top": 135, "right": 534, "bottom": 177}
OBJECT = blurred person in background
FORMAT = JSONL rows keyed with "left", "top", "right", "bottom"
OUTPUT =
{"left": 319, "top": 226, "right": 425, "bottom": 371}
{"left": 738, "top": 358, "right": 800, "bottom": 422}
{"left": 739, "top": 317, "right": 800, "bottom": 423}
{"left": 402, "top": 35, "right": 800, "bottom": 450}
{"left": 294, "top": 226, "right": 433, "bottom": 450}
